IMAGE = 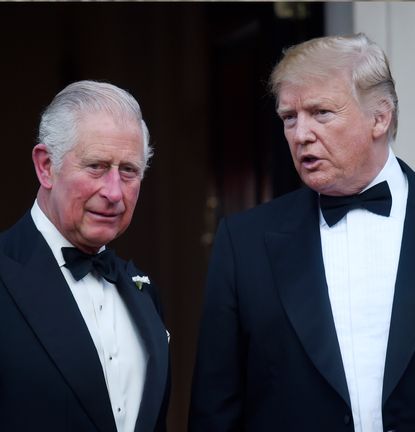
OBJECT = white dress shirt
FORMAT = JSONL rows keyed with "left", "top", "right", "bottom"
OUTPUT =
{"left": 320, "top": 148, "right": 408, "bottom": 432}
{"left": 31, "top": 200, "right": 148, "bottom": 432}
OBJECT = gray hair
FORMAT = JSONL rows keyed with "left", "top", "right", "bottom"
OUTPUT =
{"left": 270, "top": 33, "right": 398, "bottom": 140}
{"left": 38, "top": 80, "right": 153, "bottom": 178}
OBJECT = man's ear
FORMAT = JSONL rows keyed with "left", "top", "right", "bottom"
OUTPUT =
{"left": 372, "top": 102, "right": 393, "bottom": 140}
{"left": 32, "top": 144, "right": 54, "bottom": 189}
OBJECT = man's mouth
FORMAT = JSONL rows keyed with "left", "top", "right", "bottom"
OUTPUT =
{"left": 88, "top": 210, "right": 120, "bottom": 219}
{"left": 300, "top": 155, "right": 320, "bottom": 169}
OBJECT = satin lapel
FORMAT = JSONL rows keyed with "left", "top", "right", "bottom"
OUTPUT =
{"left": 0, "top": 220, "right": 117, "bottom": 432}
{"left": 116, "top": 261, "right": 169, "bottom": 432}
{"left": 383, "top": 161, "right": 415, "bottom": 404}
{"left": 264, "top": 189, "right": 350, "bottom": 407}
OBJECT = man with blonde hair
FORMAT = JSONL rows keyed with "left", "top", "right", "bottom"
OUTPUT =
{"left": 190, "top": 34, "right": 413, "bottom": 431}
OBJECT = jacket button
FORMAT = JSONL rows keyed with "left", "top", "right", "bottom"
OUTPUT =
{"left": 343, "top": 414, "right": 351, "bottom": 425}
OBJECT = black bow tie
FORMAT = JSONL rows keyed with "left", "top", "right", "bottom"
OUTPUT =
{"left": 61, "top": 247, "right": 119, "bottom": 283}
{"left": 320, "top": 180, "right": 392, "bottom": 227}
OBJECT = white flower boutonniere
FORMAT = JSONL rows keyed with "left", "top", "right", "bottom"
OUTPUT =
{"left": 132, "top": 275, "right": 150, "bottom": 290}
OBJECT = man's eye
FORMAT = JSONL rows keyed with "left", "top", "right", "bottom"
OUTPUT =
{"left": 90, "top": 164, "right": 103, "bottom": 169}
{"left": 281, "top": 114, "right": 296, "bottom": 127}
{"left": 315, "top": 110, "right": 332, "bottom": 120}
{"left": 120, "top": 165, "right": 140, "bottom": 178}
{"left": 87, "top": 163, "right": 107, "bottom": 173}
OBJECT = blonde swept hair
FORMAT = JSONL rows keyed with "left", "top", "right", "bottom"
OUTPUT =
{"left": 270, "top": 33, "right": 398, "bottom": 140}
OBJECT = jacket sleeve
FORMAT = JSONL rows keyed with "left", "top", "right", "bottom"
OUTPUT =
{"left": 189, "top": 218, "right": 245, "bottom": 431}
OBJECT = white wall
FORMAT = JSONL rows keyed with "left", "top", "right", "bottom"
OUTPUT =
{"left": 354, "top": 2, "right": 415, "bottom": 169}
{"left": 325, "top": 2, "right": 415, "bottom": 169}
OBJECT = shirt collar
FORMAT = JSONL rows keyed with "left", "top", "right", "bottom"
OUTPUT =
{"left": 30, "top": 200, "right": 105, "bottom": 267}
{"left": 364, "top": 146, "right": 401, "bottom": 189}
{"left": 319, "top": 146, "right": 407, "bottom": 227}
{"left": 363, "top": 146, "right": 407, "bottom": 217}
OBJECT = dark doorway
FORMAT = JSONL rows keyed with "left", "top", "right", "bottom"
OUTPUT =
{"left": 208, "top": 2, "right": 324, "bottom": 219}
{"left": 0, "top": 3, "right": 323, "bottom": 431}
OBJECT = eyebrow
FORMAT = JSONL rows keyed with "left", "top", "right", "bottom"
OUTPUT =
{"left": 278, "top": 98, "right": 335, "bottom": 116}
{"left": 277, "top": 107, "right": 294, "bottom": 117}
{"left": 83, "top": 154, "right": 141, "bottom": 165}
{"left": 303, "top": 99, "right": 332, "bottom": 109}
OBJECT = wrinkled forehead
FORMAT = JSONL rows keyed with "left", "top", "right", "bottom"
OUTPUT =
{"left": 72, "top": 111, "right": 143, "bottom": 158}
{"left": 76, "top": 111, "right": 142, "bottom": 139}
{"left": 276, "top": 71, "right": 355, "bottom": 108}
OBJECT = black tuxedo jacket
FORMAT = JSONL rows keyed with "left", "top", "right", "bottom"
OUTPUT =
{"left": 0, "top": 212, "right": 169, "bottom": 432}
{"left": 189, "top": 160, "right": 415, "bottom": 432}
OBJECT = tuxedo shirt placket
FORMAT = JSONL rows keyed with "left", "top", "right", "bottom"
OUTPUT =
{"left": 320, "top": 149, "right": 408, "bottom": 432}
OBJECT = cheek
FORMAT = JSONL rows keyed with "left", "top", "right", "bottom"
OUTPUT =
{"left": 286, "top": 137, "right": 297, "bottom": 158}
{"left": 129, "top": 182, "right": 141, "bottom": 200}
{"left": 63, "top": 189, "right": 96, "bottom": 224}
{"left": 344, "top": 130, "right": 370, "bottom": 158}
{"left": 76, "top": 181, "right": 101, "bottom": 203}
{"left": 124, "top": 184, "right": 140, "bottom": 210}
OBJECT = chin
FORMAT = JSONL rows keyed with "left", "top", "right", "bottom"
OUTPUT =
{"left": 84, "top": 231, "right": 119, "bottom": 248}
{"left": 302, "top": 175, "right": 332, "bottom": 194}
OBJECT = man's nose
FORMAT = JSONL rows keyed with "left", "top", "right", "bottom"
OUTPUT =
{"left": 101, "top": 168, "right": 123, "bottom": 203}
{"left": 293, "top": 115, "right": 316, "bottom": 145}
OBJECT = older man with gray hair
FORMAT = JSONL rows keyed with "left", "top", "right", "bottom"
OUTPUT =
{"left": 0, "top": 80, "right": 169, "bottom": 432}
{"left": 190, "top": 33, "right": 414, "bottom": 432}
